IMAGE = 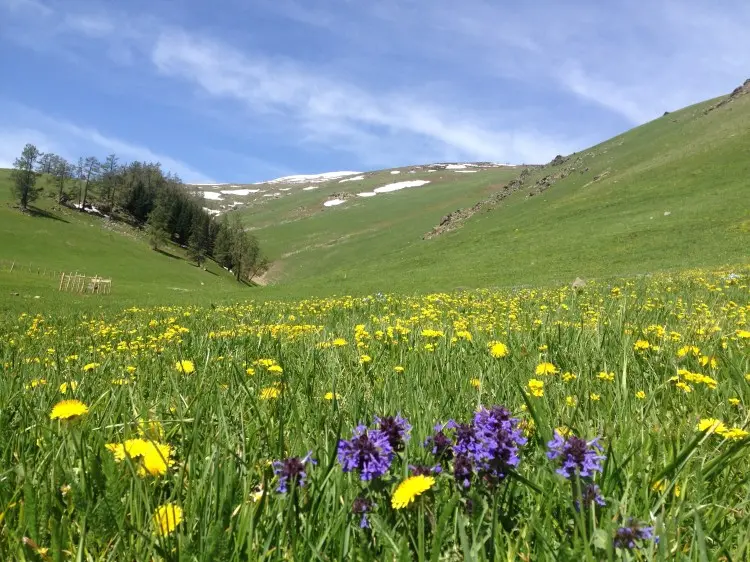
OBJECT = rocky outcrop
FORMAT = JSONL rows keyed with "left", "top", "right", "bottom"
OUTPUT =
{"left": 704, "top": 78, "right": 750, "bottom": 114}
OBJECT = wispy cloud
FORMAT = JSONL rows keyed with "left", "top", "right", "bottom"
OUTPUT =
{"left": 0, "top": 105, "right": 216, "bottom": 183}
{"left": 150, "top": 29, "right": 573, "bottom": 164}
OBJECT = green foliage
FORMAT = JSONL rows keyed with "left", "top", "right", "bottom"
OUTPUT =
{"left": 0, "top": 269, "right": 749, "bottom": 559}
{"left": 11, "top": 143, "right": 42, "bottom": 210}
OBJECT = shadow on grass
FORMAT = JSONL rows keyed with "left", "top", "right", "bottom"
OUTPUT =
{"left": 154, "top": 248, "right": 183, "bottom": 260}
{"left": 27, "top": 206, "right": 69, "bottom": 223}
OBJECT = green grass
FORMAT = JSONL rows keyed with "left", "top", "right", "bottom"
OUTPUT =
{"left": 1, "top": 268, "right": 749, "bottom": 559}
{"left": 0, "top": 171, "right": 249, "bottom": 311}
{"left": 239, "top": 94, "right": 750, "bottom": 296}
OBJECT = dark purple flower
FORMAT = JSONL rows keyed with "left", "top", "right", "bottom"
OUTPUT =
{"left": 409, "top": 464, "right": 442, "bottom": 476}
{"left": 468, "top": 406, "right": 527, "bottom": 480}
{"left": 614, "top": 519, "right": 656, "bottom": 549}
{"left": 453, "top": 454, "right": 473, "bottom": 489}
{"left": 374, "top": 414, "right": 412, "bottom": 451}
{"left": 352, "top": 497, "right": 375, "bottom": 528}
{"left": 337, "top": 425, "right": 394, "bottom": 480}
{"left": 575, "top": 483, "right": 606, "bottom": 511}
{"left": 424, "top": 423, "right": 454, "bottom": 461}
{"left": 273, "top": 451, "right": 315, "bottom": 493}
{"left": 546, "top": 432, "right": 605, "bottom": 479}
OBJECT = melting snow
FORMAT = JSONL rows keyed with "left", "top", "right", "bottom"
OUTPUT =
{"left": 202, "top": 207, "right": 221, "bottom": 216}
{"left": 357, "top": 192, "right": 377, "bottom": 197}
{"left": 453, "top": 170, "right": 478, "bottom": 173}
{"left": 339, "top": 175, "right": 365, "bottom": 183}
{"left": 202, "top": 191, "right": 223, "bottom": 200}
{"left": 261, "top": 171, "right": 362, "bottom": 184}
{"left": 220, "top": 189, "right": 260, "bottom": 196}
{"left": 373, "top": 180, "right": 430, "bottom": 194}
{"left": 445, "top": 164, "right": 469, "bottom": 170}
{"left": 302, "top": 186, "right": 319, "bottom": 191}
{"left": 390, "top": 170, "right": 401, "bottom": 175}
{"left": 324, "top": 198, "right": 346, "bottom": 207}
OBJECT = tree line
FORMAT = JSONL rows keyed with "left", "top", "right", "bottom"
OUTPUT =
{"left": 9, "top": 143, "right": 268, "bottom": 282}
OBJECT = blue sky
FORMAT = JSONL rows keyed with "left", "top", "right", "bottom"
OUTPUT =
{"left": 1, "top": 0, "right": 748, "bottom": 183}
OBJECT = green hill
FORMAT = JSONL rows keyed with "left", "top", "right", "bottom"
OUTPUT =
{"left": 2, "top": 82, "right": 749, "bottom": 307}
{"left": 225, "top": 84, "right": 750, "bottom": 296}
{"left": 0, "top": 170, "right": 245, "bottom": 309}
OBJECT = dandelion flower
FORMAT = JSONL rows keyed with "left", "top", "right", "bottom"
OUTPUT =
{"left": 359, "top": 355, "right": 372, "bottom": 365}
{"left": 332, "top": 338, "right": 347, "bottom": 347}
{"left": 635, "top": 390, "right": 646, "bottom": 400}
{"left": 696, "top": 418, "right": 728, "bottom": 434}
{"left": 82, "top": 362, "right": 100, "bottom": 372}
{"left": 470, "top": 378, "right": 481, "bottom": 388}
{"left": 50, "top": 399, "right": 89, "bottom": 420}
{"left": 729, "top": 397, "right": 740, "bottom": 406}
{"left": 175, "top": 360, "right": 195, "bottom": 374}
{"left": 324, "top": 392, "right": 341, "bottom": 400}
{"left": 153, "top": 503, "right": 183, "bottom": 537}
{"left": 394, "top": 365, "right": 405, "bottom": 373}
{"left": 597, "top": 371, "right": 615, "bottom": 382}
{"left": 489, "top": 341, "right": 509, "bottom": 358}
{"left": 391, "top": 475, "right": 435, "bottom": 509}
{"left": 633, "top": 340, "right": 650, "bottom": 352}
{"left": 59, "top": 381, "right": 78, "bottom": 394}
{"left": 260, "top": 386, "right": 280, "bottom": 400}
{"left": 565, "top": 396, "right": 577, "bottom": 407}
{"left": 528, "top": 379, "right": 544, "bottom": 397}
{"left": 268, "top": 364, "right": 283, "bottom": 374}
{"left": 535, "top": 362, "right": 558, "bottom": 376}
{"left": 589, "top": 393, "right": 601, "bottom": 401}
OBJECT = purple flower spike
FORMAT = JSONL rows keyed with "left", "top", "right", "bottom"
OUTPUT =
{"left": 424, "top": 424, "right": 454, "bottom": 461}
{"left": 469, "top": 406, "right": 527, "bottom": 480}
{"left": 273, "top": 451, "right": 315, "bottom": 493}
{"left": 614, "top": 519, "right": 657, "bottom": 549}
{"left": 352, "top": 497, "right": 374, "bottom": 529}
{"left": 546, "top": 432, "right": 606, "bottom": 479}
{"left": 337, "top": 425, "right": 394, "bottom": 481}
{"left": 374, "top": 414, "right": 412, "bottom": 451}
{"left": 575, "top": 483, "right": 606, "bottom": 511}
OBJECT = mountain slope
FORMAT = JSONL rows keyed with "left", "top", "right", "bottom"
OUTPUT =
{"left": 226, "top": 84, "right": 750, "bottom": 295}
{"left": 0, "top": 170, "right": 245, "bottom": 307}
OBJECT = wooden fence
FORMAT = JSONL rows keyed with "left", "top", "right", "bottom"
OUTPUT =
{"left": 59, "top": 273, "right": 112, "bottom": 294}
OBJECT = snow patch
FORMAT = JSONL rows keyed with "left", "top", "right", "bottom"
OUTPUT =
{"left": 454, "top": 170, "right": 478, "bottom": 173}
{"left": 280, "top": 187, "right": 291, "bottom": 191}
{"left": 261, "top": 171, "right": 362, "bottom": 184}
{"left": 302, "top": 186, "right": 319, "bottom": 191}
{"left": 202, "top": 207, "right": 221, "bottom": 216}
{"left": 373, "top": 180, "right": 430, "bottom": 194}
{"left": 339, "top": 175, "right": 365, "bottom": 183}
{"left": 323, "top": 198, "right": 346, "bottom": 207}
{"left": 390, "top": 170, "right": 401, "bottom": 175}
{"left": 220, "top": 189, "right": 260, "bottom": 196}
{"left": 445, "top": 164, "right": 469, "bottom": 170}
{"left": 202, "top": 191, "right": 223, "bottom": 200}
{"left": 357, "top": 192, "right": 377, "bottom": 197}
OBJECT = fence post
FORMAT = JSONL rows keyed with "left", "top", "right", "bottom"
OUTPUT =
{"left": 59, "top": 273, "right": 65, "bottom": 291}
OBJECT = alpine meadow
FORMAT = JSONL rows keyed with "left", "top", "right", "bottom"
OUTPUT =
{"left": 1, "top": 3, "right": 750, "bottom": 560}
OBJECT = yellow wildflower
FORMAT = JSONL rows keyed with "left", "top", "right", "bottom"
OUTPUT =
{"left": 391, "top": 475, "right": 435, "bottom": 509}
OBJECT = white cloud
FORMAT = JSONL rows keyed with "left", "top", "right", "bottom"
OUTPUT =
{"left": 151, "top": 30, "right": 571, "bottom": 164}
{"left": 0, "top": 106, "right": 215, "bottom": 183}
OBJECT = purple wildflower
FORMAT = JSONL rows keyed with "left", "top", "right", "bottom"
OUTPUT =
{"left": 273, "top": 451, "right": 315, "bottom": 493}
{"left": 546, "top": 432, "right": 606, "bottom": 479}
{"left": 424, "top": 423, "right": 454, "bottom": 461}
{"left": 575, "top": 483, "right": 606, "bottom": 511}
{"left": 375, "top": 414, "right": 412, "bottom": 451}
{"left": 337, "top": 425, "right": 394, "bottom": 480}
{"left": 352, "top": 497, "right": 374, "bottom": 529}
{"left": 469, "top": 406, "right": 527, "bottom": 480}
{"left": 453, "top": 454, "right": 473, "bottom": 489}
{"left": 614, "top": 519, "right": 657, "bottom": 549}
{"left": 409, "top": 464, "right": 442, "bottom": 476}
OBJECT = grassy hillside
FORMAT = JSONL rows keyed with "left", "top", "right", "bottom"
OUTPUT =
{"left": 0, "top": 170, "right": 247, "bottom": 310}
{"left": 232, "top": 89, "right": 750, "bottom": 296}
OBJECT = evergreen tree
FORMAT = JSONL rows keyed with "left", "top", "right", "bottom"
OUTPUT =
{"left": 146, "top": 191, "right": 170, "bottom": 250}
{"left": 187, "top": 218, "right": 208, "bottom": 266}
{"left": 51, "top": 156, "right": 74, "bottom": 203}
{"left": 213, "top": 215, "right": 233, "bottom": 269}
{"left": 11, "top": 144, "right": 42, "bottom": 211}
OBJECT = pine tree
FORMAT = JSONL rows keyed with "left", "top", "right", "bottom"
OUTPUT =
{"left": 146, "top": 191, "right": 170, "bottom": 250}
{"left": 11, "top": 144, "right": 42, "bottom": 211}
{"left": 187, "top": 218, "right": 208, "bottom": 266}
{"left": 213, "top": 216, "right": 233, "bottom": 269}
